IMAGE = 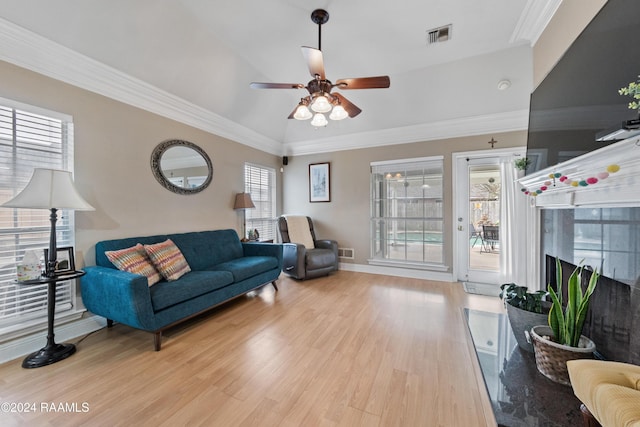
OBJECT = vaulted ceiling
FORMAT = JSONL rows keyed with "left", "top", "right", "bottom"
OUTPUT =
{"left": 0, "top": 0, "right": 561, "bottom": 155}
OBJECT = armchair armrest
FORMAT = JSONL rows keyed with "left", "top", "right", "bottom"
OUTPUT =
{"left": 315, "top": 239, "right": 337, "bottom": 251}
{"left": 315, "top": 239, "right": 338, "bottom": 271}
{"left": 80, "top": 266, "right": 156, "bottom": 330}
{"left": 282, "top": 242, "right": 306, "bottom": 279}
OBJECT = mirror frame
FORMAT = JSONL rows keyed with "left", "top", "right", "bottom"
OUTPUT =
{"left": 150, "top": 139, "right": 213, "bottom": 195}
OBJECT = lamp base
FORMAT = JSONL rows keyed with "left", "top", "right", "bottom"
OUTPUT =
{"left": 22, "top": 343, "right": 76, "bottom": 369}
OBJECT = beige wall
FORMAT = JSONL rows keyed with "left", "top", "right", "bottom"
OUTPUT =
{"left": 533, "top": 0, "right": 606, "bottom": 88}
{"left": 0, "top": 60, "right": 282, "bottom": 267}
{"left": 282, "top": 131, "right": 527, "bottom": 270}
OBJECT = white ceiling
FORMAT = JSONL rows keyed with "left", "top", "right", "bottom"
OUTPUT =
{"left": 0, "top": 0, "right": 561, "bottom": 155}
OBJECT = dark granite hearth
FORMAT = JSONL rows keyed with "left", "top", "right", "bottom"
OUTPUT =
{"left": 465, "top": 309, "right": 583, "bottom": 427}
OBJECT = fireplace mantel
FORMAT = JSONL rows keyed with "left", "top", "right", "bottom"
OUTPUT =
{"left": 518, "top": 135, "right": 640, "bottom": 208}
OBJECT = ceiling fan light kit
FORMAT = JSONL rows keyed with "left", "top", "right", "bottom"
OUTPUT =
{"left": 250, "top": 9, "right": 390, "bottom": 128}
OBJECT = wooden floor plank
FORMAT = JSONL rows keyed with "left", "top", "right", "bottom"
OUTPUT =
{"left": 0, "top": 270, "right": 500, "bottom": 426}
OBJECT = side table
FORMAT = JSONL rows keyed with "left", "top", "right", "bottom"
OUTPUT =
{"left": 17, "top": 270, "right": 85, "bottom": 369}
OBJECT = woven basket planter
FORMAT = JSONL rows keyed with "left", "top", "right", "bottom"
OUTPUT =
{"left": 530, "top": 325, "right": 595, "bottom": 386}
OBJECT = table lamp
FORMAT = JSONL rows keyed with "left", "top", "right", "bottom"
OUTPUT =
{"left": 1, "top": 168, "right": 94, "bottom": 368}
{"left": 233, "top": 192, "right": 255, "bottom": 240}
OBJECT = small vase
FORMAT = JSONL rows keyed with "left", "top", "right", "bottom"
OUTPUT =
{"left": 530, "top": 325, "right": 595, "bottom": 386}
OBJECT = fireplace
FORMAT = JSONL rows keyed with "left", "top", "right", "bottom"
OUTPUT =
{"left": 542, "top": 208, "right": 640, "bottom": 365}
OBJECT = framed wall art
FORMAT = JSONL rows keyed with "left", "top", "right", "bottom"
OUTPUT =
{"left": 44, "top": 246, "right": 76, "bottom": 275}
{"left": 309, "top": 162, "right": 331, "bottom": 202}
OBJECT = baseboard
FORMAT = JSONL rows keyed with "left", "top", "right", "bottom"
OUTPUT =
{"left": 0, "top": 314, "right": 107, "bottom": 365}
{"left": 339, "top": 262, "right": 454, "bottom": 282}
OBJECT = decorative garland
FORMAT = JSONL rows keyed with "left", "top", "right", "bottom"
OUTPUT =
{"left": 521, "top": 164, "right": 620, "bottom": 196}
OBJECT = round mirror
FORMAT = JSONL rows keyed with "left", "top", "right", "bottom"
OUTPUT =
{"left": 151, "top": 140, "right": 213, "bottom": 194}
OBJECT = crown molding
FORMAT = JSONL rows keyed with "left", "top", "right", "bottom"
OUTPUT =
{"left": 283, "top": 109, "right": 529, "bottom": 156}
{"left": 0, "top": 18, "right": 283, "bottom": 155}
{"left": 0, "top": 18, "right": 530, "bottom": 159}
{"left": 510, "top": 0, "right": 562, "bottom": 46}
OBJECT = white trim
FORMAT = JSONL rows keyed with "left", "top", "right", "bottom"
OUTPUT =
{"left": 0, "top": 95, "right": 73, "bottom": 122}
{"left": 0, "top": 313, "right": 106, "bottom": 365}
{"left": 0, "top": 18, "right": 530, "bottom": 157}
{"left": 371, "top": 155, "right": 444, "bottom": 167}
{"left": 367, "top": 259, "right": 449, "bottom": 272}
{"left": 518, "top": 135, "right": 640, "bottom": 208}
{"left": 510, "top": 0, "right": 563, "bottom": 46}
{"left": 284, "top": 110, "right": 529, "bottom": 156}
{"left": 0, "top": 17, "right": 283, "bottom": 156}
{"left": 339, "top": 262, "right": 454, "bottom": 282}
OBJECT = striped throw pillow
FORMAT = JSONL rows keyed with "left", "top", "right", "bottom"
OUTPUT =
{"left": 144, "top": 239, "right": 191, "bottom": 281}
{"left": 105, "top": 244, "right": 162, "bottom": 286}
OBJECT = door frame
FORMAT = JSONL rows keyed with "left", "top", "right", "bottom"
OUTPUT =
{"left": 452, "top": 147, "right": 525, "bottom": 284}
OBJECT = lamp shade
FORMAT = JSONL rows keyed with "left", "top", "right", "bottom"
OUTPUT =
{"left": 233, "top": 192, "right": 255, "bottom": 209}
{"left": 2, "top": 168, "right": 94, "bottom": 211}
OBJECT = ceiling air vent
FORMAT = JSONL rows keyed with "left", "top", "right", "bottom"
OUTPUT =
{"left": 427, "top": 24, "right": 452, "bottom": 45}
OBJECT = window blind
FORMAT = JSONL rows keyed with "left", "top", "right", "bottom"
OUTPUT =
{"left": 0, "top": 99, "right": 75, "bottom": 329}
{"left": 244, "top": 163, "right": 277, "bottom": 241}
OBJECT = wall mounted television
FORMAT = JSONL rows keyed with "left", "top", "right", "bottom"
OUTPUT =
{"left": 526, "top": 0, "right": 640, "bottom": 174}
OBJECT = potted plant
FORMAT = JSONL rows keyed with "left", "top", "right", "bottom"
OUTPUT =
{"left": 619, "top": 75, "right": 640, "bottom": 111}
{"left": 530, "top": 258, "right": 599, "bottom": 385}
{"left": 499, "top": 283, "right": 549, "bottom": 353}
{"left": 514, "top": 157, "right": 531, "bottom": 178}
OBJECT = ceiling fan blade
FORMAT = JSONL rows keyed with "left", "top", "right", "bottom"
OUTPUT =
{"left": 332, "top": 93, "right": 362, "bottom": 118}
{"left": 287, "top": 105, "right": 298, "bottom": 119}
{"left": 335, "top": 76, "right": 390, "bottom": 90}
{"left": 301, "top": 46, "right": 325, "bottom": 79}
{"left": 250, "top": 82, "right": 305, "bottom": 89}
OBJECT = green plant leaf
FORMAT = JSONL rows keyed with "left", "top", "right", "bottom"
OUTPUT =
{"left": 547, "top": 285, "right": 564, "bottom": 343}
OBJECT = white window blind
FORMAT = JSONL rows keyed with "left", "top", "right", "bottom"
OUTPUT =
{"left": 0, "top": 98, "right": 75, "bottom": 329}
{"left": 244, "top": 163, "right": 277, "bottom": 241}
{"left": 370, "top": 157, "right": 445, "bottom": 266}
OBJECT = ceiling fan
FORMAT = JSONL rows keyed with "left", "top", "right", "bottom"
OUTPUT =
{"left": 250, "top": 9, "right": 390, "bottom": 127}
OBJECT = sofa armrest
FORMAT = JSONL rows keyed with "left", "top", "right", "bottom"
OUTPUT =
{"left": 80, "top": 266, "right": 156, "bottom": 330}
{"left": 242, "top": 242, "right": 284, "bottom": 271}
{"left": 282, "top": 242, "right": 306, "bottom": 279}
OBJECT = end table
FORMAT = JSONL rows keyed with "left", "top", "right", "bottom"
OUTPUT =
{"left": 17, "top": 270, "right": 85, "bottom": 369}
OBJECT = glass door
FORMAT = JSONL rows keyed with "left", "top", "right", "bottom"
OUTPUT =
{"left": 455, "top": 156, "right": 502, "bottom": 285}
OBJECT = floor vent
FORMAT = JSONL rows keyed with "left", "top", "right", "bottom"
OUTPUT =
{"left": 338, "top": 248, "right": 354, "bottom": 259}
{"left": 427, "top": 24, "right": 452, "bottom": 45}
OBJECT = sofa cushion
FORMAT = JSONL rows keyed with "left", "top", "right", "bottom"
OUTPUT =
{"left": 150, "top": 270, "right": 234, "bottom": 311}
{"left": 169, "top": 230, "right": 244, "bottom": 270}
{"left": 213, "top": 256, "right": 279, "bottom": 282}
{"left": 144, "top": 239, "right": 191, "bottom": 281}
{"left": 306, "top": 248, "right": 336, "bottom": 270}
{"left": 105, "top": 244, "right": 162, "bottom": 286}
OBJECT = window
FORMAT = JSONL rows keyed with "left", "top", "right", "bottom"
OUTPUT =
{"left": 244, "top": 163, "right": 277, "bottom": 241}
{"left": 370, "top": 157, "right": 444, "bottom": 267}
{"left": 0, "top": 98, "right": 76, "bottom": 333}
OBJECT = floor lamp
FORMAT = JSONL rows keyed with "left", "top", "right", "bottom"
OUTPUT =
{"left": 1, "top": 168, "right": 94, "bottom": 368}
{"left": 233, "top": 192, "right": 255, "bottom": 240}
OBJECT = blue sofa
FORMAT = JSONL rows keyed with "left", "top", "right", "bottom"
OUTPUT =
{"left": 80, "top": 229, "right": 283, "bottom": 350}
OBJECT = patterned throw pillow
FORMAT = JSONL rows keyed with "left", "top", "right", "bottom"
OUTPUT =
{"left": 144, "top": 239, "right": 191, "bottom": 281}
{"left": 105, "top": 244, "right": 162, "bottom": 286}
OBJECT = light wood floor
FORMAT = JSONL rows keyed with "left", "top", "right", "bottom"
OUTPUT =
{"left": 0, "top": 271, "right": 502, "bottom": 426}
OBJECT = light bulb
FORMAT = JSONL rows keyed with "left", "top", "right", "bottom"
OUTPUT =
{"left": 329, "top": 104, "right": 348, "bottom": 120}
{"left": 310, "top": 113, "right": 328, "bottom": 127}
{"left": 293, "top": 104, "right": 312, "bottom": 120}
{"left": 311, "top": 95, "right": 332, "bottom": 113}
